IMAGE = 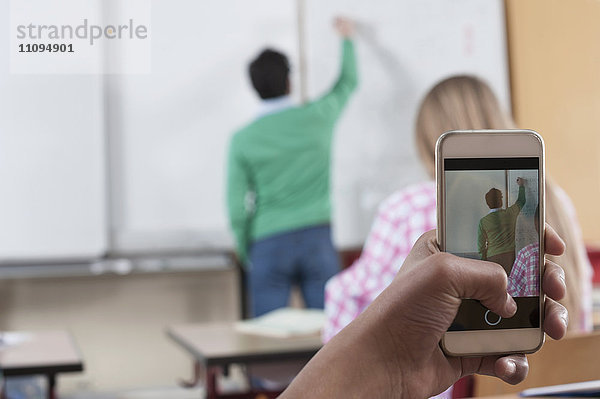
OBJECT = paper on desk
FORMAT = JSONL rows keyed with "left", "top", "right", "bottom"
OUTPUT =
{"left": 235, "top": 307, "right": 325, "bottom": 338}
{"left": 0, "top": 332, "right": 33, "bottom": 349}
{"left": 521, "top": 380, "right": 600, "bottom": 397}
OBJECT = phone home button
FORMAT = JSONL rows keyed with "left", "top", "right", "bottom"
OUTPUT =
{"left": 484, "top": 310, "right": 502, "bottom": 326}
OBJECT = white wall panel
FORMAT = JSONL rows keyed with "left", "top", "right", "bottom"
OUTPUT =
{"left": 110, "top": 0, "right": 298, "bottom": 251}
{"left": 0, "top": 0, "right": 106, "bottom": 260}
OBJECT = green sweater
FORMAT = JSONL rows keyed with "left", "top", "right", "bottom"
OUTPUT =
{"left": 477, "top": 185, "right": 526, "bottom": 260}
{"left": 227, "top": 39, "right": 358, "bottom": 262}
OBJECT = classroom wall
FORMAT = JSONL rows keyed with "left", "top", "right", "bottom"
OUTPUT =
{"left": 505, "top": 0, "right": 600, "bottom": 244}
{"left": 0, "top": 270, "right": 239, "bottom": 393}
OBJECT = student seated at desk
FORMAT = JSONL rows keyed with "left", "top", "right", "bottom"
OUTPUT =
{"left": 322, "top": 75, "right": 593, "bottom": 398}
{"left": 323, "top": 76, "right": 593, "bottom": 348}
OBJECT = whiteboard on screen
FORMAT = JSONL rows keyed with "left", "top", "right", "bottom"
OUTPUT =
{"left": 113, "top": 0, "right": 509, "bottom": 251}
{"left": 0, "top": 1, "right": 106, "bottom": 261}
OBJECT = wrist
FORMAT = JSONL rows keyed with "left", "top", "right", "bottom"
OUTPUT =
{"left": 358, "top": 296, "right": 413, "bottom": 397}
{"left": 332, "top": 315, "right": 401, "bottom": 398}
{"left": 357, "top": 280, "right": 443, "bottom": 398}
{"left": 283, "top": 306, "right": 403, "bottom": 398}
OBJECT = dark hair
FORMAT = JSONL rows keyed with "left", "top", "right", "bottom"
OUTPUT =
{"left": 485, "top": 188, "right": 502, "bottom": 209}
{"left": 249, "top": 49, "right": 290, "bottom": 99}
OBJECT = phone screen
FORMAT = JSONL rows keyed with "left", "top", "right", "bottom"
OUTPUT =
{"left": 444, "top": 157, "right": 540, "bottom": 331}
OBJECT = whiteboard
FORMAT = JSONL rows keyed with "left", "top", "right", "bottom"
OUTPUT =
{"left": 0, "top": 0, "right": 510, "bottom": 259}
{"left": 109, "top": 0, "right": 299, "bottom": 252}
{"left": 111, "top": 0, "right": 509, "bottom": 252}
{"left": 306, "top": 0, "right": 510, "bottom": 246}
{"left": 445, "top": 170, "right": 506, "bottom": 256}
{"left": 510, "top": 170, "right": 539, "bottom": 253}
{"left": 0, "top": 1, "right": 106, "bottom": 261}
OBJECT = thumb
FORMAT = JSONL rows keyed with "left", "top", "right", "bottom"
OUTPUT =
{"left": 435, "top": 253, "right": 517, "bottom": 318}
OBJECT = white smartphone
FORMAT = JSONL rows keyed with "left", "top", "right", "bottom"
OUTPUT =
{"left": 436, "top": 130, "right": 545, "bottom": 356}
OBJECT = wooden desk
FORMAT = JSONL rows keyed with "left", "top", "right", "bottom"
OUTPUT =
{"left": 0, "top": 331, "right": 84, "bottom": 399}
{"left": 475, "top": 332, "right": 600, "bottom": 396}
{"left": 473, "top": 396, "right": 554, "bottom": 398}
{"left": 167, "top": 323, "right": 322, "bottom": 399}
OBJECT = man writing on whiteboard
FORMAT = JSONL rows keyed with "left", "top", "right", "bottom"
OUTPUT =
{"left": 226, "top": 17, "right": 358, "bottom": 317}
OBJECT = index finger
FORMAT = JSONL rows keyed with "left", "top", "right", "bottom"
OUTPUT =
{"left": 545, "top": 224, "right": 565, "bottom": 256}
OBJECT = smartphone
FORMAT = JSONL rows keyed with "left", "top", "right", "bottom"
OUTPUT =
{"left": 436, "top": 130, "right": 545, "bottom": 356}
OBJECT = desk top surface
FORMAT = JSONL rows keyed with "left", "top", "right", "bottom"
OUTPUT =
{"left": 0, "top": 330, "right": 84, "bottom": 376}
{"left": 167, "top": 322, "right": 322, "bottom": 366}
{"left": 474, "top": 396, "right": 563, "bottom": 399}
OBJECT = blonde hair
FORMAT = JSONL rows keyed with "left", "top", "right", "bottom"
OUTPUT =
{"left": 415, "top": 75, "right": 514, "bottom": 177}
{"left": 416, "top": 75, "right": 590, "bottom": 332}
{"left": 546, "top": 179, "right": 590, "bottom": 331}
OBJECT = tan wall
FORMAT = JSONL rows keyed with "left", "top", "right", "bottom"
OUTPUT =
{"left": 505, "top": 0, "right": 600, "bottom": 244}
{"left": 0, "top": 270, "right": 239, "bottom": 394}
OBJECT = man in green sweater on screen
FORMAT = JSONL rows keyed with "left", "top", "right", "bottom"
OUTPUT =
{"left": 227, "top": 17, "right": 358, "bottom": 317}
{"left": 478, "top": 177, "right": 527, "bottom": 276}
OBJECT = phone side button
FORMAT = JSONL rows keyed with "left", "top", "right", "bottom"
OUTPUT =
{"left": 484, "top": 310, "right": 502, "bottom": 326}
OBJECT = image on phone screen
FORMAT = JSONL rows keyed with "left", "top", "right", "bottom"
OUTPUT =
{"left": 445, "top": 157, "right": 540, "bottom": 331}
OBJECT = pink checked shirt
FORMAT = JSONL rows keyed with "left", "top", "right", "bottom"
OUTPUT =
{"left": 323, "top": 181, "right": 453, "bottom": 399}
{"left": 507, "top": 243, "right": 540, "bottom": 297}
{"left": 323, "top": 181, "right": 437, "bottom": 342}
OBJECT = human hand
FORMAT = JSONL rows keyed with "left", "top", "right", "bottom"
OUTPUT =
{"left": 333, "top": 17, "right": 355, "bottom": 38}
{"left": 281, "top": 225, "right": 567, "bottom": 398}
{"left": 517, "top": 177, "right": 525, "bottom": 186}
{"left": 361, "top": 225, "right": 567, "bottom": 397}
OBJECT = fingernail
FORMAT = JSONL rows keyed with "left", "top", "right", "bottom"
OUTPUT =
{"left": 507, "top": 295, "right": 517, "bottom": 316}
{"left": 504, "top": 360, "right": 516, "bottom": 378}
{"left": 561, "top": 311, "right": 569, "bottom": 329}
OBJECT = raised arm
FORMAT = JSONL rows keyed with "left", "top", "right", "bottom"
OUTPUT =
{"left": 309, "top": 17, "right": 358, "bottom": 120}
{"left": 513, "top": 178, "right": 526, "bottom": 209}
{"left": 226, "top": 137, "right": 253, "bottom": 264}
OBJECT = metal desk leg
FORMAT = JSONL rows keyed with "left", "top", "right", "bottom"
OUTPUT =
{"left": 179, "top": 360, "right": 203, "bottom": 388}
{"left": 235, "top": 258, "right": 248, "bottom": 320}
{"left": 206, "top": 367, "right": 219, "bottom": 399}
{"left": 47, "top": 374, "right": 56, "bottom": 399}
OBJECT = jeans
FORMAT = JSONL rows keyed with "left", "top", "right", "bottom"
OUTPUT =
{"left": 247, "top": 225, "right": 340, "bottom": 317}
